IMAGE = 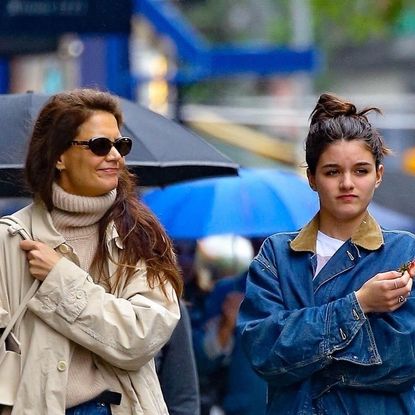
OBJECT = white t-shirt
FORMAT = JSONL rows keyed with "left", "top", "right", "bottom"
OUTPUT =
{"left": 315, "top": 231, "right": 344, "bottom": 277}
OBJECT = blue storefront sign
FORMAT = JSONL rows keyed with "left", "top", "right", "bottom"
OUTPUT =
{"left": 0, "top": 0, "right": 132, "bottom": 34}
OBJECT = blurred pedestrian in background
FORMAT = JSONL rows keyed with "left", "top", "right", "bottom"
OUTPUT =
{"left": 239, "top": 93, "right": 415, "bottom": 414}
{"left": 182, "top": 235, "right": 266, "bottom": 415}
{"left": 0, "top": 88, "right": 181, "bottom": 414}
{"left": 194, "top": 237, "right": 267, "bottom": 415}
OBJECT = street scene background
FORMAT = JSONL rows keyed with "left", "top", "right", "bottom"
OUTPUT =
{"left": 0, "top": 0, "right": 414, "bottom": 224}
{"left": 1, "top": 2, "right": 415, "bottom": 414}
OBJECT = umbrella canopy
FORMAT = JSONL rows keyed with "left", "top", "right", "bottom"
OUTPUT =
{"left": 142, "top": 167, "right": 320, "bottom": 239}
{"left": 0, "top": 92, "right": 238, "bottom": 196}
{"left": 368, "top": 202, "right": 415, "bottom": 232}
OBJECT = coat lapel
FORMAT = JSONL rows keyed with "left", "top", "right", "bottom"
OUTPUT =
{"left": 312, "top": 241, "right": 358, "bottom": 294}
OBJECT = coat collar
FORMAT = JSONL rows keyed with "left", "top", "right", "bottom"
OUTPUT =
{"left": 29, "top": 201, "right": 123, "bottom": 249}
{"left": 290, "top": 211, "right": 384, "bottom": 253}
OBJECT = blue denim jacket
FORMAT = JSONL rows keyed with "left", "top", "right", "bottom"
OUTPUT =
{"left": 238, "top": 213, "right": 415, "bottom": 415}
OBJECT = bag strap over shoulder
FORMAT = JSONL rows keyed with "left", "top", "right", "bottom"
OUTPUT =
{"left": 0, "top": 215, "right": 40, "bottom": 344}
{"left": 0, "top": 215, "right": 33, "bottom": 241}
{"left": 0, "top": 280, "right": 40, "bottom": 345}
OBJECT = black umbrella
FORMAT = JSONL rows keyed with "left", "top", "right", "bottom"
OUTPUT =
{"left": 0, "top": 92, "right": 238, "bottom": 196}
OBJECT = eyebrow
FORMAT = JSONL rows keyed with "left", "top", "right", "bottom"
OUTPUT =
{"left": 321, "top": 161, "right": 373, "bottom": 169}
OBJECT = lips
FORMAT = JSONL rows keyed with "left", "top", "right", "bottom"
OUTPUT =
{"left": 337, "top": 194, "right": 357, "bottom": 201}
{"left": 99, "top": 167, "right": 119, "bottom": 174}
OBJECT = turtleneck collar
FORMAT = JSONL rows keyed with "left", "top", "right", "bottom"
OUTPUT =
{"left": 51, "top": 182, "right": 117, "bottom": 236}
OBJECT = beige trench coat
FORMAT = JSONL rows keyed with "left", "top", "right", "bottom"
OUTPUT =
{"left": 0, "top": 202, "right": 180, "bottom": 414}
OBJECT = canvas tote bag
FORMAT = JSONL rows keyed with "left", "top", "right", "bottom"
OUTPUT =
{"left": 0, "top": 216, "right": 40, "bottom": 407}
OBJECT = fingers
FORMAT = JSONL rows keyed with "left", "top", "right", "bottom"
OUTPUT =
{"left": 19, "top": 240, "right": 61, "bottom": 281}
{"left": 20, "top": 240, "right": 44, "bottom": 261}
{"left": 19, "top": 239, "right": 39, "bottom": 251}
{"left": 391, "top": 271, "right": 412, "bottom": 291}
{"left": 374, "top": 271, "right": 411, "bottom": 295}
{"left": 357, "top": 270, "right": 412, "bottom": 314}
{"left": 375, "top": 272, "right": 411, "bottom": 298}
{"left": 390, "top": 272, "right": 412, "bottom": 306}
{"left": 373, "top": 270, "right": 402, "bottom": 281}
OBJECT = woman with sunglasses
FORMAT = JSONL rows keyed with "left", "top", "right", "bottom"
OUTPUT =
{"left": 0, "top": 88, "right": 182, "bottom": 414}
{"left": 238, "top": 93, "right": 415, "bottom": 414}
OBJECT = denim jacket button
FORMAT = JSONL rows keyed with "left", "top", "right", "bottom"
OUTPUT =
{"left": 352, "top": 309, "right": 360, "bottom": 320}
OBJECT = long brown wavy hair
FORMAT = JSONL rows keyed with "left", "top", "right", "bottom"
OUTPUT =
{"left": 305, "top": 93, "right": 391, "bottom": 175}
{"left": 25, "top": 88, "right": 182, "bottom": 297}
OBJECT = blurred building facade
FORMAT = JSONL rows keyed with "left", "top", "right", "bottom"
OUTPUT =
{"left": 0, "top": 0, "right": 414, "bottom": 218}
{"left": 0, "top": 0, "right": 317, "bottom": 168}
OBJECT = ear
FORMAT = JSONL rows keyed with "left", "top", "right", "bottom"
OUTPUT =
{"left": 375, "top": 164, "right": 384, "bottom": 188}
{"left": 307, "top": 168, "right": 317, "bottom": 191}
{"left": 56, "top": 156, "right": 66, "bottom": 172}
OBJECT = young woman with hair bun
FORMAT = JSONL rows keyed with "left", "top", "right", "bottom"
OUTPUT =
{"left": 238, "top": 93, "right": 415, "bottom": 414}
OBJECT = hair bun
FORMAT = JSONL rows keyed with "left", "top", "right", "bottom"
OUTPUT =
{"left": 310, "top": 93, "right": 358, "bottom": 125}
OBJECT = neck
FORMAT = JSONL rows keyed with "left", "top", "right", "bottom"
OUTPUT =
{"left": 318, "top": 211, "right": 368, "bottom": 241}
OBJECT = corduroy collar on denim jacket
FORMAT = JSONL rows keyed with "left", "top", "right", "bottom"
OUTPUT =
{"left": 290, "top": 211, "right": 384, "bottom": 254}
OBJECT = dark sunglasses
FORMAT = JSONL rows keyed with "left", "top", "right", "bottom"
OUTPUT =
{"left": 71, "top": 136, "right": 132, "bottom": 157}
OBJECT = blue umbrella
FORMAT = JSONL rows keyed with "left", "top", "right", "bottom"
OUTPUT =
{"left": 142, "top": 168, "right": 319, "bottom": 239}
{"left": 368, "top": 202, "right": 415, "bottom": 232}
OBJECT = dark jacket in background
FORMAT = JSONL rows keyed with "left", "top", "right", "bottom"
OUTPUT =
{"left": 156, "top": 301, "right": 201, "bottom": 415}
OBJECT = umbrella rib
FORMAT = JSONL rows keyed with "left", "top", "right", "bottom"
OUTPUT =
{"left": 126, "top": 161, "right": 238, "bottom": 167}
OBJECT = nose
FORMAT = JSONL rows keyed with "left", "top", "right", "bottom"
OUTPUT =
{"left": 340, "top": 172, "right": 354, "bottom": 190}
{"left": 106, "top": 145, "right": 122, "bottom": 160}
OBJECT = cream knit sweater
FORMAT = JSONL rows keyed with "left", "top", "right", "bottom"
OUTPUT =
{"left": 51, "top": 183, "right": 117, "bottom": 409}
